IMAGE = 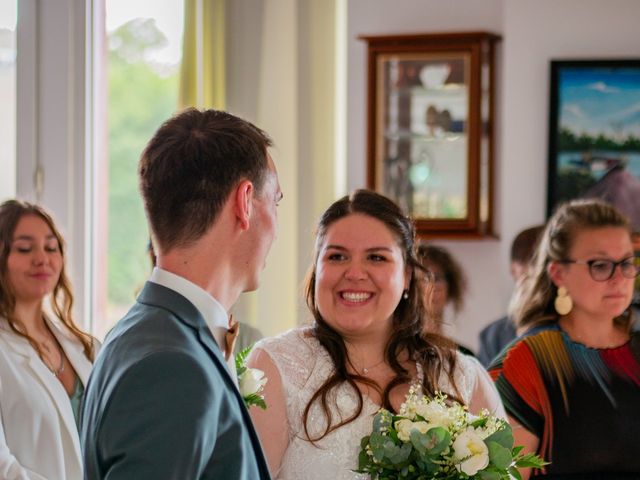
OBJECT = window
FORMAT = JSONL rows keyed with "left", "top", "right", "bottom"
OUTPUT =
{"left": 0, "top": 1, "right": 17, "bottom": 200}
{"left": 91, "top": 0, "right": 184, "bottom": 338}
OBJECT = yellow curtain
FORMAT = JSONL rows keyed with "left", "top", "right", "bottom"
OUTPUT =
{"left": 179, "top": 0, "right": 226, "bottom": 109}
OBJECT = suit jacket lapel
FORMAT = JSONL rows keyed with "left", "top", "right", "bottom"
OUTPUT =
{"left": 137, "top": 282, "right": 236, "bottom": 384}
{"left": 137, "top": 282, "right": 271, "bottom": 476}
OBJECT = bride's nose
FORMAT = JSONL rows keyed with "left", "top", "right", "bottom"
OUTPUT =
{"left": 344, "top": 261, "right": 367, "bottom": 280}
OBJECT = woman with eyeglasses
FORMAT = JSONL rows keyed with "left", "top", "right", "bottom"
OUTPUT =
{"left": 489, "top": 199, "right": 640, "bottom": 479}
{"left": 416, "top": 243, "right": 475, "bottom": 356}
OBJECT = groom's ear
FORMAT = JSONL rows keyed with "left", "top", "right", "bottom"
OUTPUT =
{"left": 234, "top": 179, "right": 254, "bottom": 231}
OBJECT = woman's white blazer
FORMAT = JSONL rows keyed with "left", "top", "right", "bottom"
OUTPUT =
{"left": 0, "top": 316, "right": 96, "bottom": 480}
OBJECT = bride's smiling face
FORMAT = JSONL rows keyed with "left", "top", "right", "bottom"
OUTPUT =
{"left": 314, "top": 213, "right": 410, "bottom": 339}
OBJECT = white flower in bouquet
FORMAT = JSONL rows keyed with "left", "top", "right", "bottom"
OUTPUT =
{"left": 395, "top": 419, "right": 431, "bottom": 442}
{"left": 451, "top": 428, "right": 490, "bottom": 475}
{"left": 415, "top": 400, "right": 455, "bottom": 429}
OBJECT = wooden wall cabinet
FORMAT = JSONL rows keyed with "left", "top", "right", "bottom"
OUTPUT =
{"left": 360, "top": 32, "right": 501, "bottom": 238}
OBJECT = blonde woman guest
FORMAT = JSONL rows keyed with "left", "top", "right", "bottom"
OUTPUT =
{"left": 489, "top": 199, "right": 640, "bottom": 479}
{"left": 0, "top": 200, "right": 98, "bottom": 480}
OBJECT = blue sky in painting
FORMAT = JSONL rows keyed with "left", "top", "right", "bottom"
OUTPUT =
{"left": 559, "top": 67, "right": 640, "bottom": 138}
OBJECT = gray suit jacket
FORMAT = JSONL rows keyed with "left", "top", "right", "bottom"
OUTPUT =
{"left": 80, "top": 282, "right": 271, "bottom": 479}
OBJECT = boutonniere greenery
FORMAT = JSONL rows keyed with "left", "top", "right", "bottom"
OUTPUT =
{"left": 235, "top": 345, "right": 267, "bottom": 410}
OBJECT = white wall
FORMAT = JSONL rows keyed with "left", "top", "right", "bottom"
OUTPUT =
{"left": 225, "top": 0, "right": 341, "bottom": 336}
{"left": 347, "top": 0, "right": 640, "bottom": 351}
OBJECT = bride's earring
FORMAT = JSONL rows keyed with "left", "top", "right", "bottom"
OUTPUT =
{"left": 554, "top": 286, "right": 573, "bottom": 315}
{"left": 402, "top": 289, "right": 409, "bottom": 300}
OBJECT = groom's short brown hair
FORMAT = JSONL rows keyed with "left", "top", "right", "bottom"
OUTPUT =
{"left": 139, "top": 108, "right": 272, "bottom": 253}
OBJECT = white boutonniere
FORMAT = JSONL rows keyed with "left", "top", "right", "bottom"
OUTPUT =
{"left": 235, "top": 345, "right": 267, "bottom": 410}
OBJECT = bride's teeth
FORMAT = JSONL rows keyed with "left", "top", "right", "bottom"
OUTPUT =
{"left": 342, "top": 292, "right": 371, "bottom": 302}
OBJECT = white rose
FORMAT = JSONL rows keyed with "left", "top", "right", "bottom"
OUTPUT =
{"left": 395, "top": 419, "right": 414, "bottom": 442}
{"left": 415, "top": 401, "right": 453, "bottom": 428}
{"left": 239, "top": 367, "right": 267, "bottom": 397}
{"left": 395, "top": 419, "right": 432, "bottom": 442}
{"left": 410, "top": 421, "right": 431, "bottom": 435}
{"left": 452, "top": 429, "right": 490, "bottom": 476}
{"left": 402, "top": 403, "right": 417, "bottom": 420}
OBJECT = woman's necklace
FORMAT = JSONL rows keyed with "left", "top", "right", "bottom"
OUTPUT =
{"left": 361, "top": 358, "right": 386, "bottom": 375}
{"left": 41, "top": 338, "right": 65, "bottom": 377}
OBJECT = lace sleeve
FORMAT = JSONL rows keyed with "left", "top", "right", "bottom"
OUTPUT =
{"left": 453, "top": 353, "right": 507, "bottom": 418}
{"left": 252, "top": 329, "right": 319, "bottom": 393}
{"left": 247, "top": 328, "right": 324, "bottom": 477}
{"left": 247, "top": 343, "right": 290, "bottom": 476}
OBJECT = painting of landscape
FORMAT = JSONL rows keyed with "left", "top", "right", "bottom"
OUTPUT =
{"left": 547, "top": 60, "right": 640, "bottom": 232}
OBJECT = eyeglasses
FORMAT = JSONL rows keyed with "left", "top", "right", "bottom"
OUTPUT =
{"left": 560, "top": 257, "right": 640, "bottom": 282}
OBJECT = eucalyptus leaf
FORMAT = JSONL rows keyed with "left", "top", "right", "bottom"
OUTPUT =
{"left": 488, "top": 441, "right": 512, "bottom": 470}
{"left": 384, "top": 440, "right": 412, "bottom": 464}
{"left": 425, "top": 427, "right": 450, "bottom": 455}
{"left": 509, "top": 466, "right": 523, "bottom": 480}
{"left": 484, "top": 424, "right": 514, "bottom": 449}
{"left": 478, "top": 470, "right": 501, "bottom": 480}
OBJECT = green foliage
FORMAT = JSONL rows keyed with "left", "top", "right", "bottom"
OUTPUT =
{"left": 557, "top": 126, "right": 640, "bottom": 151}
{"left": 106, "top": 19, "right": 179, "bottom": 305}
{"left": 487, "top": 442, "right": 511, "bottom": 470}
{"left": 242, "top": 392, "right": 267, "bottom": 410}
{"left": 234, "top": 344, "right": 267, "bottom": 410}
{"left": 483, "top": 425, "right": 513, "bottom": 450}
{"left": 235, "top": 344, "right": 254, "bottom": 375}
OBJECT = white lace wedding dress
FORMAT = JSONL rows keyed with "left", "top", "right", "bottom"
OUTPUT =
{"left": 253, "top": 328, "right": 505, "bottom": 480}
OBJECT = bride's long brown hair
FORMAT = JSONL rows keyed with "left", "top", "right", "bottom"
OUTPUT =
{"left": 302, "top": 190, "right": 462, "bottom": 442}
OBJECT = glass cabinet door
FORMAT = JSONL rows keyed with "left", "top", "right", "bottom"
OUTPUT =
{"left": 362, "top": 32, "right": 500, "bottom": 238}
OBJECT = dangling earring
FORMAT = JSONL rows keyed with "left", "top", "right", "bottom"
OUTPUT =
{"left": 554, "top": 286, "right": 573, "bottom": 315}
{"left": 402, "top": 289, "right": 409, "bottom": 300}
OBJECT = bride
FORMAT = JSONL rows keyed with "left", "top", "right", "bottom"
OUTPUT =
{"left": 248, "top": 190, "right": 505, "bottom": 479}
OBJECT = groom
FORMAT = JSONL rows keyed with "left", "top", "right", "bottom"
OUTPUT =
{"left": 80, "top": 109, "right": 280, "bottom": 479}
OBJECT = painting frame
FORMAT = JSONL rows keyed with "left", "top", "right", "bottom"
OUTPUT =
{"left": 547, "top": 59, "right": 640, "bottom": 231}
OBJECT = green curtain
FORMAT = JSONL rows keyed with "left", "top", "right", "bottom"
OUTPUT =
{"left": 179, "top": 0, "right": 226, "bottom": 109}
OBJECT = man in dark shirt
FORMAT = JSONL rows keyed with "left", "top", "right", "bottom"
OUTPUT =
{"left": 477, "top": 225, "right": 544, "bottom": 366}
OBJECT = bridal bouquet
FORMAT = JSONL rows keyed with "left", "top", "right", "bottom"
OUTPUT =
{"left": 356, "top": 387, "right": 545, "bottom": 479}
{"left": 235, "top": 345, "right": 267, "bottom": 410}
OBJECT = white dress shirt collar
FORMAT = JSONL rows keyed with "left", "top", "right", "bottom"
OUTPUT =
{"left": 149, "top": 267, "right": 229, "bottom": 353}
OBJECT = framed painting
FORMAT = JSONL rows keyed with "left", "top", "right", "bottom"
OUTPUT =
{"left": 547, "top": 59, "right": 640, "bottom": 232}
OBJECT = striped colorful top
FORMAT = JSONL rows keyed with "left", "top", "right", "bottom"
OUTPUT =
{"left": 489, "top": 324, "right": 640, "bottom": 478}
